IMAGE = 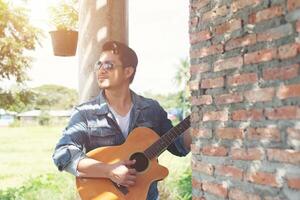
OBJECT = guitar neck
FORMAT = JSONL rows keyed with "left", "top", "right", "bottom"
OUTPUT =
{"left": 144, "top": 115, "right": 190, "bottom": 159}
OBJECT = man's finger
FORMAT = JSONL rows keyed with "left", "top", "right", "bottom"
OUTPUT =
{"left": 126, "top": 175, "right": 136, "bottom": 181}
{"left": 128, "top": 168, "right": 137, "bottom": 174}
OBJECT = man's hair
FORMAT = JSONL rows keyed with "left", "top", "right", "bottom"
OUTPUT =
{"left": 102, "top": 41, "right": 138, "bottom": 83}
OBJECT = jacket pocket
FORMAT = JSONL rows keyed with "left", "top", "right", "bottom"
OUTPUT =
{"left": 88, "top": 120, "right": 116, "bottom": 147}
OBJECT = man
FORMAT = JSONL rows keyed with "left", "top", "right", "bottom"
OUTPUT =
{"left": 53, "top": 41, "right": 191, "bottom": 200}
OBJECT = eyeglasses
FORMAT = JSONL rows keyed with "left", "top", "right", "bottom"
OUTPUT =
{"left": 94, "top": 60, "right": 122, "bottom": 72}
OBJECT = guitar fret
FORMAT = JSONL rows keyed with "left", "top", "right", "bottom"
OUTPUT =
{"left": 144, "top": 115, "right": 190, "bottom": 160}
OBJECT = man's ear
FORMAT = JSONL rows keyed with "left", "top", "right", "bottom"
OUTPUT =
{"left": 124, "top": 67, "right": 134, "bottom": 79}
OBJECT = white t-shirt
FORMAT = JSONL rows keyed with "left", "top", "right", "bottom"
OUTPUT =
{"left": 108, "top": 104, "right": 133, "bottom": 139}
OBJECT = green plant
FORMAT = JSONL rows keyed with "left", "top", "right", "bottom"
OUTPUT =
{"left": 177, "top": 167, "right": 192, "bottom": 200}
{"left": 38, "top": 110, "right": 50, "bottom": 126}
{"left": 0, "top": 173, "right": 77, "bottom": 200}
{"left": 0, "top": 0, "right": 42, "bottom": 88}
{"left": 49, "top": 0, "right": 78, "bottom": 30}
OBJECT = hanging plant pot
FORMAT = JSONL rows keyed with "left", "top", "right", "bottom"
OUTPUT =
{"left": 49, "top": 30, "right": 78, "bottom": 56}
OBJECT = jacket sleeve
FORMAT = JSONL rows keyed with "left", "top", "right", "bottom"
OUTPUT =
{"left": 52, "top": 108, "right": 88, "bottom": 176}
{"left": 156, "top": 102, "right": 190, "bottom": 157}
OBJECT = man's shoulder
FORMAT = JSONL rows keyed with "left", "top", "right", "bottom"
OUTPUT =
{"left": 135, "top": 93, "right": 160, "bottom": 108}
{"left": 73, "top": 97, "right": 99, "bottom": 112}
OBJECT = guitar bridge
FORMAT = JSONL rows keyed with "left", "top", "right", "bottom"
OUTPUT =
{"left": 111, "top": 181, "right": 129, "bottom": 195}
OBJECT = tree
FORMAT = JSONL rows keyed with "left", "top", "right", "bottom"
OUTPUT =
{"left": 32, "top": 84, "right": 78, "bottom": 110}
{"left": 0, "top": 0, "right": 43, "bottom": 111}
{"left": 0, "top": 86, "right": 35, "bottom": 112}
{"left": 173, "top": 58, "right": 191, "bottom": 117}
{"left": 0, "top": 0, "right": 42, "bottom": 83}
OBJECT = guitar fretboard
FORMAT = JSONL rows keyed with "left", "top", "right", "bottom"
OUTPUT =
{"left": 144, "top": 115, "right": 190, "bottom": 159}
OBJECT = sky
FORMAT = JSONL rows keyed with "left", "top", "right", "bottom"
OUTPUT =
{"left": 22, "top": 0, "right": 190, "bottom": 94}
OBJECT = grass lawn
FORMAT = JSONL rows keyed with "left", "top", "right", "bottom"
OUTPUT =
{"left": 0, "top": 126, "right": 191, "bottom": 199}
{"left": 0, "top": 126, "right": 66, "bottom": 189}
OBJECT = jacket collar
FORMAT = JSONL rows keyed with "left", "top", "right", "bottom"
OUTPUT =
{"left": 94, "top": 89, "right": 149, "bottom": 115}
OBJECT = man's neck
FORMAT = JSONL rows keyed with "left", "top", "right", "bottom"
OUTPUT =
{"left": 104, "top": 88, "right": 132, "bottom": 116}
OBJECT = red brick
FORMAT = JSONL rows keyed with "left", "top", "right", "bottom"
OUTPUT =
{"left": 191, "top": 144, "right": 200, "bottom": 154}
{"left": 202, "top": 5, "right": 229, "bottom": 22}
{"left": 216, "top": 128, "right": 244, "bottom": 139}
{"left": 263, "top": 64, "right": 299, "bottom": 81}
{"left": 297, "top": 20, "right": 300, "bottom": 33}
{"left": 287, "top": 177, "right": 300, "bottom": 189}
{"left": 215, "top": 93, "right": 243, "bottom": 105}
{"left": 191, "top": 112, "right": 201, "bottom": 123}
{"left": 246, "top": 171, "right": 280, "bottom": 187}
{"left": 228, "top": 73, "right": 258, "bottom": 86}
{"left": 231, "top": 0, "right": 261, "bottom": 13}
{"left": 202, "top": 145, "right": 228, "bottom": 156}
{"left": 192, "top": 160, "right": 214, "bottom": 175}
{"left": 248, "top": 6, "right": 284, "bottom": 24}
{"left": 232, "top": 109, "right": 264, "bottom": 121}
{"left": 248, "top": 127, "right": 280, "bottom": 141}
{"left": 257, "top": 24, "right": 293, "bottom": 42}
{"left": 203, "top": 110, "right": 228, "bottom": 121}
{"left": 190, "top": 30, "right": 212, "bottom": 44}
{"left": 265, "top": 106, "right": 300, "bottom": 120}
{"left": 264, "top": 196, "right": 283, "bottom": 200}
{"left": 213, "top": 56, "right": 243, "bottom": 72}
{"left": 267, "top": 148, "right": 300, "bottom": 164}
{"left": 229, "top": 188, "right": 261, "bottom": 200}
{"left": 190, "top": 0, "right": 210, "bottom": 11}
{"left": 215, "top": 165, "right": 244, "bottom": 180}
{"left": 225, "top": 34, "right": 256, "bottom": 51}
{"left": 191, "top": 95, "right": 213, "bottom": 105}
{"left": 201, "top": 77, "right": 224, "bottom": 89}
{"left": 277, "top": 84, "right": 300, "bottom": 99}
{"left": 286, "top": 128, "right": 300, "bottom": 140}
{"left": 244, "top": 88, "right": 275, "bottom": 102}
{"left": 215, "top": 19, "right": 242, "bottom": 35}
{"left": 189, "top": 81, "right": 199, "bottom": 91}
{"left": 244, "top": 48, "right": 277, "bottom": 65}
{"left": 190, "top": 44, "right": 224, "bottom": 58}
{"left": 287, "top": 0, "right": 300, "bottom": 11}
{"left": 202, "top": 182, "right": 228, "bottom": 198}
{"left": 190, "top": 63, "right": 210, "bottom": 74}
{"left": 232, "top": 148, "right": 264, "bottom": 160}
{"left": 192, "top": 178, "right": 202, "bottom": 189}
{"left": 190, "top": 16, "right": 199, "bottom": 28}
{"left": 191, "top": 128, "right": 212, "bottom": 138}
{"left": 278, "top": 43, "right": 300, "bottom": 60}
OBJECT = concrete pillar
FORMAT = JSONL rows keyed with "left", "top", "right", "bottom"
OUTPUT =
{"left": 78, "top": 0, "right": 128, "bottom": 103}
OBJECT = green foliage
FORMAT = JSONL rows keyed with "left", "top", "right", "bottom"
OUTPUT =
{"left": 0, "top": 84, "right": 78, "bottom": 112}
{"left": 49, "top": 0, "right": 78, "bottom": 30}
{"left": 143, "top": 58, "right": 191, "bottom": 119}
{"left": 32, "top": 84, "right": 78, "bottom": 110}
{"left": 177, "top": 168, "right": 192, "bottom": 200}
{"left": 0, "top": 173, "right": 77, "bottom": 200}
{"left": 0, "top": 87, "right": 35, "bottom": 112}
{"left": 158, "top": 167, "right": 191, "bottom": 200}
{"left": 173, "top": 58, "right": 191, "bottom": 117}
{"left": 38, "top": 110, "right": 50, "bottom": 126}
{"left": 158, "top": 152, "right": 191, "bottom": 200}
{"left": 142, "top": 91, "right": 179, "bottom": 110}
{"left": 0, "top": 0, "right": 43, "bottom": 83}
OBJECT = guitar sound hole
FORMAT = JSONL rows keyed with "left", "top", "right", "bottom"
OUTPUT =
{"left": 129, "top": 152, "right": 149, "bottom": 172}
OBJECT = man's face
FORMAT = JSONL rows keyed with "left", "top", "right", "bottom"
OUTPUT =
{"left": 95, "top": 51, "right": 132, "bottom": 89}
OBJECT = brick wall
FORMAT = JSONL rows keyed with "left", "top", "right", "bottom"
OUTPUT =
{"left": 189, "top": 0, "right": 300, "bottom": 199}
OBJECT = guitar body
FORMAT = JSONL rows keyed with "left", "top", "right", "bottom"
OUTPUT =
{"left": 76, "top": 127, "right": 169, "bottom": 200}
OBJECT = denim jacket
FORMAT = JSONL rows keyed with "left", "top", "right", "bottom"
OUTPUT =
{"left": 52, "top": 90, "right": 189, "bottom": 200}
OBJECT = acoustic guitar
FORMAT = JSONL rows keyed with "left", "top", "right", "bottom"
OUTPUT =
{"left": 76, "top": 115, "right": 190, "bottom": 200}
